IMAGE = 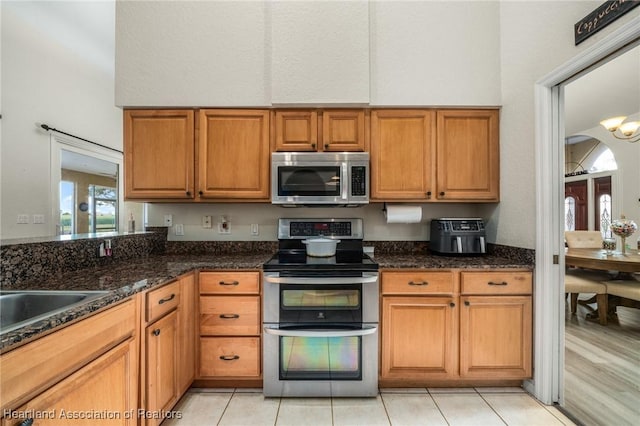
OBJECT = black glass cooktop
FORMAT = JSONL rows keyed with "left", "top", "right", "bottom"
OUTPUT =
{"left": 263, "top": 250, "right": 378, "bottom": 272}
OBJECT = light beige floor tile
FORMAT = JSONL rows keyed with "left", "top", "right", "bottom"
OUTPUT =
{"left": 544, "top": 405, "right": 579, "bottom": 426}
{"left": 276, "top": 398, "right": 333, "bottom": 426}
{"left": 163, "top": 391, "right": 232, "bottom": 425}
{"left": 381, "top": 393, "right": 447, "bottom": 426}
{"left": 483, "top": 394, "right": 565, "bottom": 426}
{"left": 428, "top": 387, "right": 478, "bottom": 394}
{"left": 431, "top": 394, "right": 505, "bottom": 425}
{"left": 218, "top": 393, "right": 280, "bottom": 426}
{"left": 476, "top": 386, "right": 525, "bottom": 394}
{"left": 379, "top": 387, "right": 428, "bottom": 394}
{"left": 233, "top": 387, "right": 264, "bottom": 393}
{"left": 332, "top": 396, "right": 390, "bottom": 426}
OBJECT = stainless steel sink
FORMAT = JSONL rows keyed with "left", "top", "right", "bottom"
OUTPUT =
{"left": 0, "top": 290, "right": 109, "bottom": 334}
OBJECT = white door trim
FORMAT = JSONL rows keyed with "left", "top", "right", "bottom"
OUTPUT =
{"left": 532, "top": 15, "right": 640, "bottom": 405}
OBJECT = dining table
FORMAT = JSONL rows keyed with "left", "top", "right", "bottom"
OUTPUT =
{"left": 565, "top": 247, "right": 640, "bottom": 273}
{"left": 565, "top": 247, "right": 640, "bottom": 323}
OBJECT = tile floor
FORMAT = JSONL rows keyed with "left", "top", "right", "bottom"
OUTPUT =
{"left": 164, "top": 387, "right": 577, "bottom": 426}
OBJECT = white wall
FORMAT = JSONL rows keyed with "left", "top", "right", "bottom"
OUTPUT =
{"left": 1, "top": 1, "right": 122, "bottom": 240}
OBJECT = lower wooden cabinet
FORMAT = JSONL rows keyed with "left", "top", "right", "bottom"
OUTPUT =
{"left": 381, "top": 296, "right": 458, "bottom": 379}
{"left": 145, "top": 310, "right": 178, "bottom": 419}
{"left": 198, "top": 271, "right": 261, "bottom": 384}
{"left": 1, "top": 298, "right": 138, "bottom": 426}
{"left": 380, "top": 270, "right": 532, "bottom": 385}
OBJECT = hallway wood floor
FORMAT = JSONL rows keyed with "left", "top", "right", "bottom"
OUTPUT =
{"left": 564, "top": 297, "right": 640, "bottom": 426}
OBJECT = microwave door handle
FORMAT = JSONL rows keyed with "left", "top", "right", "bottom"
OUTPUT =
{"left": 341, "top": 162, "right": 348, "bottom": 200}
{"left": 264, "top": 274, "right": 378, "bottom": 285}
{"left": 264, "top": 325, "right": 377, "bottom": 338}
{"left": 479, "top": 236, "right": 486, "bottom": 253}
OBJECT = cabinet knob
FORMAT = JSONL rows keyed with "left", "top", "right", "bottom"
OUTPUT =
{"left": 152, "top": 329, "right": 161, "bottom": 336}
{"left": 158, "top": 293, "right": 175, "bottom": 304}
{"left": 464, "top": 301, "right": 470, "bottom": 306}
{"left": 426, "top": 191, "right": 432, "bottom": 198}
{"left": 439, "top": 191, "right": 445, "bottom": 196}
{"left": 219, "top": 314, "right": 240, "bottom": 319}
{"left": 219, "top": 355, "right": 240, "bottom": 361}
{"left": 324, "top": 144, "right": 329, "bottom": 149}
{"left": 186, "top": 191, "right": 191, "bottom": 196}
{"left": 198, "top": 191, "right": 203, "bottom": 196}
{"left": 311, "top": 143, "right": 316, "bottom": 149}
{"left": 450, "top": 302, "right": 455, "bottom": 307}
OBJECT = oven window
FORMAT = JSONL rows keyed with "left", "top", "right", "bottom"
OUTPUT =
{"left": 280, "top": 334, "right": 362, "bottom": 380}
{"left": 278, "top": 166, "right": 341, "bottom": 196}
{"left": 282, "top": 289, "right": 360, "bottom": 309}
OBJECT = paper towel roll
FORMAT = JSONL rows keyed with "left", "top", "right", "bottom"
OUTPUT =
{"left": 384, "top": 205, "right": 422, "bottom": 224}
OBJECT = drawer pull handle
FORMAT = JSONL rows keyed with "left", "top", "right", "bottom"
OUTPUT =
{"left": 219, "top": 314, "right": 240, "bottom": 319}
{"left": 219, "top": 280, "right": 240, "bottom": 286}
{"left": 408, "top": 281, "right": 429, "bottom": 286}
{"left": 488, "top": 281, "right": 508, "bottom": 286}
{"left": 152, "top": 329, "right": 161, "bottom": 336}
{"left": 220, "top": 355, "right": 240, "bottom": 361}
{"left": 158, "top": 293, "right": 175, "bottom": 304}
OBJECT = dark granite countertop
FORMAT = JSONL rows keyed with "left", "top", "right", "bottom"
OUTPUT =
{"left": 1, "top": 251, "right": 532, "bottom": 352}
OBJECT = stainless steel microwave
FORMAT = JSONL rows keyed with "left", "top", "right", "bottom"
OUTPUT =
{"left": 271, "top": 152, "right": 369, "bottom": 206}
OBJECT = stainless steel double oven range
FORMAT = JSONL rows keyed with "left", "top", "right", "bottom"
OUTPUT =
{"left": 262, "top": 218, "right": 379, "bottom": 397}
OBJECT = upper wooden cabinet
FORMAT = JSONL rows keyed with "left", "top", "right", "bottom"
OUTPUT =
{"left": 273, "top": 109, "right": 367, "bottom": 152}
{"left": 370, "top": 108, "right": 499, "bottom": 202}
{"left": 124, "top": 109, "right": 195, "bottom": 200}
{"left": 124, "top": 109, "right": 270, "bottom": 201}
{"left": 370, "top": 110, "right": 435, "bottom": 200}
{"left": 198, "top": 109, "right": 270, "bottom": 200}
{"left": 436, "top": 109, "right": 499, "bottom": 201}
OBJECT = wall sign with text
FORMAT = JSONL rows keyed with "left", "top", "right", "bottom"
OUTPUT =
{"left": 574, "top": 0, "right": 640, "bottom": 45}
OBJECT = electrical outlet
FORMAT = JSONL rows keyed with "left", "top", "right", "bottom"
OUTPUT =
{"left": 33, "top": 214, "right": 45, "bottom": 224}
{"left": 218, "top": 222, "right": 231, "bottom": 234}
{"left": 202, "top": 215, "right": 212, "bottom": 228}
{"left": 250, "top": 223, "right": 259, "bottom": 236}
{"left": 175, "top": 224, "right": 184, "bottom": 236}
{"left": 17, "top": 214, "right": 29, "bottom": 224}
{"left": 164, "top": 214, "right": 173, "bottom": 227}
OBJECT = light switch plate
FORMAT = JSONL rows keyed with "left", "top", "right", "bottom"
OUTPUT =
{"left": 202, "top": 215, "right": 212, "bottom": 228}
{"left": 17, "top": 214, "right": 29, "bottom": 224}
{"left": 175, "top": 224, "right": 184, "bottom": 236}
{"left": 250, "top": 223, "right": 259, "bottom": 236}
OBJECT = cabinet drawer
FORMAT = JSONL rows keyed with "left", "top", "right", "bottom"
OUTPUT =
{"left": 147, "top": 280, "right": 180, "bottom": 323}
{"left": 199, "top": 337, "right": 260, "bottom": 377}
{"left": 200, "top": 296, "right": 260, "bottom": 335}
{"left": 461, "top": 272, "right": 532, "bottom": 295}
{"left": 199, "top": 272, "right": 260, "bottom": 294}
{"left": 382, "top": 271, "right": 455, "bottom": 295}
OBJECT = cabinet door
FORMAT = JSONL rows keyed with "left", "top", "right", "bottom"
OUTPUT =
{"left": 4, "top": 339, "right": 137, "bottom": 426}
{"left": 381, "top": 296, "right": 458, "bottom": 379}
{"left": 177, "top": 274, "right": 196, "bottom": 394}
{"left": 273, "top": 110, "right": 318, "bottom": 151}
{"left": 198, "top": 109, "right": 270, "bottom": 199}
{"left": 124, "top": 110, "right": 195, "bottom": 199}
{"left": 370, "top": 110, "right": 435, "bottom": 200}
{"left": 459, "top": 296, "right": 532, "bottom": 379}
{"left": 436, "top": 109, "right": 499, "bottom": 201}
{"left": 146, "top": 310, "right": 178, "bottom": 422}
{"left": 322, "top": 110, "right": 367, "bottom": 152}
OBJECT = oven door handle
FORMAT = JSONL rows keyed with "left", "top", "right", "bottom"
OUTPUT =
{"left": 263, "top": 274, "right": 378, "bottom": 285}
{"left": 263, "top": 325, "right": 377, "bottom": 338}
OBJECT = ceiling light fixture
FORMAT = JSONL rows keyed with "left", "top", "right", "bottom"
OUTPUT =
{"left": 599, "top": 116, "right": 640, "bottom": 142}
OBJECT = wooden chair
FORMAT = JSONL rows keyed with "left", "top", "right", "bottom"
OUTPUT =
{"left": 602, "top": 280, "right": 640, "bottom": 320}
{"left": 564, "top": 269, "right": 609, "bottom": 325}
{"left": 564, "top": 231, "right": 607, "bottom": 324}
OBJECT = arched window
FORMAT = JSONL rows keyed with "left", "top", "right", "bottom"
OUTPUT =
{"left": 565, "top": 196, "right": 576, "bottom": 231}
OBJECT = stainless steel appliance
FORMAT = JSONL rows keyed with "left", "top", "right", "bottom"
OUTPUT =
{"left": 271, "top": 152, "right": 369, "bottom": 206}
{"left": 262, "top": 218, "right": 379, "bottom": 397}
{"left": 430, "top": 218, "right": 487, "bottom": 255}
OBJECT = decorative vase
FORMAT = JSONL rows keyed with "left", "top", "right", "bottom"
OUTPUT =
{"left": 610, "top": 215, "right": 637, "bottom": 255}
